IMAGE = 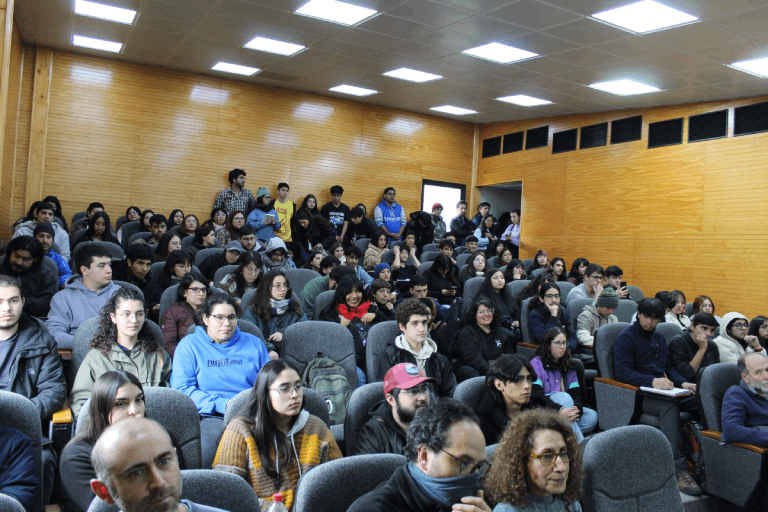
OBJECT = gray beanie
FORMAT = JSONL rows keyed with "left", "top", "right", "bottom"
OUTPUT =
{"left": 596, "top": 287, "right": 619, "bottom": 309}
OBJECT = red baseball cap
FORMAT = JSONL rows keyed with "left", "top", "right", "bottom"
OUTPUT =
{"left": 383, "top": 363, "right": 436, "bottom": 395}
{"left": 431, "top": 203, "right": 443, "bottom": 211}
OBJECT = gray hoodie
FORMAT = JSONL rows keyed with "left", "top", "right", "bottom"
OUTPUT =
{"left": 13, "top": 220, "right": 71, "bottom": 260}
{"left": 46, "top": 275, "right": 121, "bottom": 349}
{"left": 261, "top": 238, "right": 297, "bottom": 273}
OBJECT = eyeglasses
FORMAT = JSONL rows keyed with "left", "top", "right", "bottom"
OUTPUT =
{"left": 477, "top": 308, "right": 495, "bottom": 316}
{"left": 115, "top": 311, "right": 145, "bottom": 320}
{"left": 529, "top": 450, "right": 573, "bottom": 466}
{"left": 271, "top": 283, "right": 289, "bottom": 290}
{"left": 210, "top": 314, "right": 237, "bottom": 322}
{"left": 552, "top": 341, "right": 568, "bottom": 348}
{"left": 188, "top": 287, "right": 207, "bottom": 295}
{"left": 271, "top": 383, "right": 303, "bottom": 398}
{"left": 544, "top": 294, "right": 560, "bottom": 299}
{"left": 733, "top": 323, "right": 749, "bottom": 329}
{"left": 401, "top": 385, "right": 430, "bottom": 397}
{"left": 272, "top": 251, "right": 286, "bottom": 258}
{"left": 588, "top": 275, "right": 603, "bottom": 280}
{"left": 215, "top": 213, "right": 226, "bottom": 218}
{"left": 440, "top": 449, "right": 491, "bottom": 477}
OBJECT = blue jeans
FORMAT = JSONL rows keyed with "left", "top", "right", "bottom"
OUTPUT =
{"left": 357, "top": 367, "right": 367, "bottom": 388}
{"left": 549, "top": 391, "right": 598, "bottom": 442}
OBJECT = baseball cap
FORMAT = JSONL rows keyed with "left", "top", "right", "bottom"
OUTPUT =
{"left": 383, "top": 363, "right": 436, "bottom": 395}
{"left": 225, "top": 241, "right": 244, "bottom": 253}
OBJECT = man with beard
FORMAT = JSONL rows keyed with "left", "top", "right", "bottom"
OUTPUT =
{"left": 722, "top": 352, "right": 768, "bottom": 447}
{"left": 90, "top": 418, "right": 226, "bottom": 512}
{"left": 355, "top": 363, "right": 434, "bottom": 455}
{"left": 33, "top": 221, "right": 71, "bottom": 287}
{"left": 0, "top": 236, "right": 57, "bottom": 317}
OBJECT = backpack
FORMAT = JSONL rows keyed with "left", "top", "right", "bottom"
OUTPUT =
{"left": 302, "top": 357, "right": 352, "bottom": 426}
{"left": 682, "top": 420, "right": 707, "bottom": 489}
{"left": 437, "top": 298, "right": 463, "bottom": 357}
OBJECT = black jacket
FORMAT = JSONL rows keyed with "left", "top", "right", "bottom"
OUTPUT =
{"left": 350, "top": 217, "right": 377, "bottom": 243}
{"left": 355, "top": 400, "right": 407, "bottom": 456}
{"left": 476, "top": 390, "right": 536, "bottom": 445}
{"left": 111, "top": 260, "right": 155, "bottom": 306}
{"left": 0, "top": 260, "right": 57, "bottom": 318}
{"left": 347, "top": 464, "right": 448, "bottom": 512}
{"left": 405, "top": 211, "right": 434, "bottom": 253}
{"left": 668, "top": 327, "right": 721, "bottom": 383}
{"left": 375, "top": 339, "right": 457, "bottom": 397}
{"left": 423, "top": 270, "right": 458, "bottom": 305}
{"left": 456, "top": 324, "right": 516, "bottom": 376}
{"left": 198, "top": 252, "right": 228, "bottom": 282}
{"left": 449, "top": 215, "right": 474, "bottom": 241}
{"left": 319, "top": 302, "right": 386, "bottom": 369}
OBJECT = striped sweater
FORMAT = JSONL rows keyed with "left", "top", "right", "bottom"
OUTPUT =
{"left": 213, "top": 412, "right": 342, "bottom": 511}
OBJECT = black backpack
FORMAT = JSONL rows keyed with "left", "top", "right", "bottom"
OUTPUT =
{"left": 682, "top": 420, "right": 707, "bottom": 489}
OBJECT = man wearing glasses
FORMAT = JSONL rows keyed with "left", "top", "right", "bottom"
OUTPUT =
{"left": 374, "top": 187, "right": 406, "bottom": 241}
{"left": 349, "top": 399, "right": 492, "bottom": 512}
{"left": 355, "top": 363, "right": 434, "bottom": 456}
{"left": 567, "top": 263, "right": 605, "bottom": 302}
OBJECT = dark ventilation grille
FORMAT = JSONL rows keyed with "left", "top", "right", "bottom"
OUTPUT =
{"left": 552, "top": 129, "right": 578, "bottom": 154}
{"left": 482, "top": 136, "right": 502, "bottom": 158}
{"left": 580, "top": 122, "right": 608, "bottom": 149}
{"left": 734, "top": 101, "right": 768, "bottom": 136}
{"left": 526, "top": 126, "right": 548, "bottom": 149}
{"left": 648, "top": 118, "right": 683, "bottom": 148}
{"left": 502, "top": 131, "right": 524, "bottom": 153}
{"left": 611, "top": 115, "right": 642, "bottom": 144}
{"left": 689, "top": 110, "right": 728, "bottom": 143}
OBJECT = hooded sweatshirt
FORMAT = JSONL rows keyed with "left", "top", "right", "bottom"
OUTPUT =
{"left": 171, "top": 325, "right": 270, "bottom": 415}
{"left": 261, "top": 238, "right": 297, "bottom": 273}
{"left": 576, "top": 304, "right": 618, "bottom": 346}
{"left": 247, "top": 204, "right": 281, "bottom": 242}
{"left": 712, "top": 312, "right": 767, "bottom": 364}
{"left": 355, "top": 399, "right": 408, "bottom": 456}
{"left": 0, "top": 257, "right": 58, "bottom": 318}
{"left": 46, "top": 276, "right": 121, "bottom": 349}
{"left": 375, "top": 334, "right": 457, "bottom": 397}
{"left": 13, "top": 220, "right": 71, "bottom": 260}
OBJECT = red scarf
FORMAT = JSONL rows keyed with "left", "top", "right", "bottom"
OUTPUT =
{"left": 337, "top": 300, "right": 371, "bottom": 321}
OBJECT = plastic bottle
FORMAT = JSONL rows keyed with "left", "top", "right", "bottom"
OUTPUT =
{"left": 266, "top": 493, "right": 289, "bottom": 512}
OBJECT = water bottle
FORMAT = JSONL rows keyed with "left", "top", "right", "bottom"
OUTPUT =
{"left": 266, "top": 493, "right": 289, "bottom": 512}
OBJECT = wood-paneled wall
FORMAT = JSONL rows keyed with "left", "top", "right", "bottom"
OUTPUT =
{"left": 8, "top": 49, "right": 473, "bottom": 234}
{"left": 478, "top": 95, "right": 768, "bottom": 319}
{"left": 0, "top": 18, "right": 23, "bottom": 234}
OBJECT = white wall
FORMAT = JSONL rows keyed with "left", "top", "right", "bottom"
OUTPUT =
{"left": 480, "top": 186, "right": 521, "bottom": 218}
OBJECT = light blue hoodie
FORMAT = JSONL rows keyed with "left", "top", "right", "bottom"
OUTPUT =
{"left": 171, "top": 325, "right": 270, "bottom": 415}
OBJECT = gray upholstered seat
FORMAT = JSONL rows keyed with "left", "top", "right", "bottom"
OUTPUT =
{"left": 522, "top": 258, "right": 534, "bottom": 273}
{"left": 417, "top": 261, "right": 433, "bottom": 275}
{"left": 194, "top": 247, "right": 223, "bottom": 268}
{"left": 224, "top": 386, "right": 330, "bottom": 428}
{"left": 159, "top": 285, "right": 179, "bottom": 322}
{"left": 656, "top": 322, "right": 682, "bottom": 345}
{"left": 0, "top": 392, "right": 44, "bottom": 512}
{"left": 281, "top": 321, "right": 358, "bottom": 388}
{"left": 454, "top": 246, "right": 467, "bottom": 255}
{"left": 0, "top": 494, "right": 25, "bottom": 512}
{"left": 461, "top": 276, "right": 485, "bottom": 315}
{"left": 593, "top": 322, "right": 635, "bottom": 430}
{"left": 506, "top": 279, "right": 529, "bottom": 304}
{"left": 566, "top": 298, "right": 593, "bottom": 324}
{"left": 420, "top": 251, "right": 440, "bottom": 262}
{"left": 684, "top": 302, "right": 694, "bottom": 317}
{"left": 181, "top": 234, "right": 196, "bottom": 250}
{"left": 530, "top": 267, "right": 547, "bottom": 277}
{"left": 149, "top": 261, "right": 165, "bottom": 284}
{"left": 380, "top": 249, "right": 415, "bottom": 266}
{"left": 285, "top": 268, "right": 322, "bottom": 296}
{"left": 365, "top": 320, "right": 401, "bottom": 383}
{"left": 627, "top": 285, "right": 644, "bottom": 302}
{"left": 558, "top": 281, "right": 575, "bottom": 304}
{"left": 71, "top": 211, "right": 87, "bottom": 225}
{"left": 114, "top": 215, "right": 128, "bottom": 231}
{"left": 239, "top": 289, "right": 257, "bottom": 316}
{"left": 113, "top": 280, "right": 145, "bottom": 301}
{"left": 293, "top": 454, "right": 407, "bottom": 512}
{"left": 70, "top": 317, "right": 100, "bottom": 389}
{"left": 615, "top": 299, "right": 638, "bottom": 323}
{"left": 344, "top": 382, "right": 385, "bottom": 456}
{"left": 213, "top": 264, "right": 238, "bottom": 286}
{"left": 453, "top": 376, "right": 485, "bottom": 409}
{"left": 120, "top": 221, "right": 140, "bottom": 250}
{"left": 520, "top": 297, "right": 534, "bottom": 345}
{"left": 487, "top": 256, "right": 499, "bottom": 268}
{"left": 354, "top": 238, "right": 371, "bottom": 255}
{"left": 312, "top": 290, "right": 336, "bottom": 320}
{"left": 581, "top": 425, "right": 684, "bottom": 512}
{"left": 456, "top": 253, "right": 471, "bottom": 266}
{"left": 422, "top": 243, "right": 439, "bottom": 252}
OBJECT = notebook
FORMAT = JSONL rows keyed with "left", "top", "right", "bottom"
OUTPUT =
{"left": 640, "top": 387, "right": 691, "bottom": 397}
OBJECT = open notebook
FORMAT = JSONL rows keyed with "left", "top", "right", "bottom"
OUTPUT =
{"left": 640, "top": 387, "right": 691, "bottom": 397}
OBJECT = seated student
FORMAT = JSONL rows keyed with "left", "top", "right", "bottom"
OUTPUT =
{"left": 442, "top": 232, "right": 457, "bottom": 245}
{"left": 375, "top": 299, "right": 456, "bottom": 397}
{"left": 47, "top": 244, "right": 121, "bottom": 349}
{"left": 456, "top": 299, "right": 516, "bottom": 382}
{"left": 298, "top": 265, "right": 354, "bottom": 320}
{"left": 344, "top": 245, "right": 373, "bottom": 286}
{"left": 133, "top": 214, "right": 166, "bottom": 245}
{"left": 693, "top": 295, "right": 722, "bottom": 325}
{"left": 567, "top": 263, "right": 604, "bottom": 301}
{"left": 168, "top": 209, "right": 184, "bottom": 230}
{"left": 178, "top": 214, "right": 199, "bottom": 239}
{"left": 348, "top": 398, "right": 490, "bottom": 512}
{"left": 485, "top": 409, "right": 583, "bottom": 512}
{"left": 473, "top": 214, "right": 496, "bottom": 252}
{"left": 160, "top": 272, "right": 210, "bottom": 357}
{"left": 391, "top": 241, "right": 421, "bottom": 283}
{"left": 216, "top": 209, "right": 245, "bottom": 247}
{"left": 115, "top": 206, "right": 141, "bottom": 242}
{"left": 301, "top": 250, "right": 325, "bottom": 274}
{"left": 750, "top": 316, "right": 768, "bottom": 350}
{"left": 319, "top": 255, "right": 340, "bottom": 276}
{"left": 375, "top": 262, "right": 392, "bottom": 282}
{"left": 438, "top": 239, "right": 457, "bottom": 265}
{"left": 668, "top": 312, "right": 720, "bottom": 383}
{"left": 401, "top": 230, "right": 418, "bottom": 256}
{"left": 712, "top": 312, "right": 767, "bottom": 364}
{"left": 0, "top": 426, "right": 38, "bottom": 512}
{"left": 70, "top": 288, "right": 171, "bottom": 417}
{"left": 149, "top": 250, "right": 192, "bottom": 305}
{"left": 550, "top": 256, "right": 568, "bottom": 282}
{"left": 72, "top": 211, "right": 120, "bottom": 250}
{"left": 237, "top": 225, "right": 260, "bottom": 254}
{"left": 464, "top": 235, "right": 479, "bottom": 254}
{"left": 186, "top": 225, "right": 217, "bottom": 261}
{"left": 498, "top": 246, "right": 514, "bottom": 269}
{"left": 664, "top": 290, "right": 691, "bottom": 329}
{"left": 530, "top": 327, "right": 597, "bottom": 442}
{"left": 364, "top": 231, "right": 389, "bottom": 269}
{"left": 33, "top": 222, "right": 71, "bottom": 287}
{"left": 0, "top": 236, "right": 57, "bottom": 317}
{"left": 424, "top": 254, "right": 458, "bottom": 306}
{"left": 153, "top": 231, "right": 183, "bottom": 263}
{"left": 488, "top": 240, "right": 506, "bottom": 260}
{"left": 241, "top": 270, "right": 304, "bottom": 356}
{"left": 71, "top": 201, "right": 105, "bottom": 234}
{"left": 405, "top": 211, "right": 434, "bottom": 253}
{"left": 722, "top": 352, "right": 768, "bottom": 447}
{"left": 613, "top": 298, "right": 700, "bottom": 495}
{"left": 458, "top": 251, "right": 487, "bottom": 290}
{"left": 529, "top": 249, "right": 550, "bottom": 274}
{"left": 370, "top": 278, "right": 397, "bottom": 320}
{"left": 604, "top": 265, "right": 629, "bottom": 299}
{"left": 528, "top": 283, "right": 578, "bottom": 351}
{"left": 199, "top": 241, "right": 243, "bottom": 281}
{"left": 214, "top": 359, "right": 342, "bottom": 509}
{"left": 321, "top": 185, "right": 351, "bottom": 244}
{"left": 476, "top": 267, "right": 519, "bottom": 332}
{"left": 172, "top": 293, "right": 272, "bottom": 469}
{"left": 261, "top": 237, "right": 297, "bottom": 273}
{"left": 218, "top": 250, "right": 262, "bottom": 302}
{"left": 111, "top": 243, "right": 155, "bottom": 312}
{"left": 247, "top": 195, "right": 280, "bottom": 243}
{"left": 403, "top": 274, "right": 431, "bottom": 304}
{"left": 576, "top": 287, "right": 618, "bottom": 347}
{"left": 517, "top": 273, "right": 556, "bottom": 304}
{"left": 503, "top": 259, "right": 527, "bottom": 282}
{"left": 355, "top": 363, "right": 433, "bottom": 456}
{"left": 293, "top": 208, "right": 337, "bottom": 262}
{"left": 328, "top": 240, "right": 346, "bottom": 264}
{"left": 137, "top": 209, "right": 154, "bottom": 233}
{"left": 13, "top": 200, "right": 71, "bottom": 260}
{"left": 208, "top": 207, "right": 227, "bottom": 232}
{"left": 567, "top": 258, "right": 589, "bottom": 285}
{"left": 349, "top": 206, "right": 377, "bottom": 244}
{"left": 430, "top": 203, "right": 446, "bottom": 243}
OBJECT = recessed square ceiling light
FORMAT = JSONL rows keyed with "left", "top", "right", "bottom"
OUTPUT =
{"left": 296, "top": 0, "right": 377, "bottom": 26}
{"left": 430, "top": 105, "right": 478, "bottom": 116}
{"left": 461, "top": 42, "right": 538, "bottom": 64}
{"left": 383, "top": 68, "right": 442, "bottom": 83}
{"left": 212, "top": 62, "right": 260, "bottom": 76}
{"left": 329, "top": 85, "right": 378, "bottom": 96}
{"left": 74, "top": 0, "right": 136, "bottom": 24}
{"left": 592, "top": 0, "right": 698, "bottom": 34}
{"left": 497, "top": 94, "right": 552, "bottom": 106}
{"left": 588, "top": 79, "right": 660, "bottom": 95}
{"left": 729, "top": 57, "right": 768, "bottom": 78}
{"left": 244, "top": 37, "right": 305, "bottom": 56}
{"left": 73, "top": 35, "right": 122, "bottom": 53}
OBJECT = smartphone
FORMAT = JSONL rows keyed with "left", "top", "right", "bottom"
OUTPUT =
{"left": 621, "top": 281, "right": 627, "bottom": 288}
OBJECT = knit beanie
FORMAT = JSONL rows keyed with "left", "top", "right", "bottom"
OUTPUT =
{"left": 375, "top": 262, "right": 391, "bottom": 279}
{"left": 33, "top": 221, "right": 55, "bottom": 238}
{"left": 256, "top": 187, "right": 270, "bottom": 200}
{"left": 597, "top": 287, "right": 619, "bottom": 309}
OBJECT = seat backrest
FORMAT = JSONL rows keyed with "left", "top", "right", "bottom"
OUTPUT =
{"left": 282, "top": 321, "right": 358, "bottom": 388}
{"left": 594, "top": 322, "right": 631, "bottom": 379}
{"left": 487, "top": 256, "right": 499, "bottom": 268}
{"left": 71, "top": 211, "right": 87, "bottom": 225}
{"left": 531, "top": 267, "right": 546, "bottom": 277}
{"left": 453, "top": 376, "right": 486, "bottom": 409}
{"left": 53, "top": 216, "right": 66, "bottom": 230}
{"left": 381, "top": 249, "right": 415, "bottom": 266}
{"left": 517, "top": 343, "right": 536, "bottom": 360}
{"left": 235, "top": 319, "right": 264, "bottom": 341}
{"left": 354, "top": 238, "right": 371, "bottom": 255}
{"left": 615, "top": 299, "right": 638, "bottom": 323}
{"left": 582, "top": 425, "right": 684, "bottom": 512}
{"left": 423, "top": 243, "right": 439, "bottom": 252}
{"left": 0, "top": 392, "right": 44, "bottom": 512}
{"left": 71, "top": 229, "right": 87, "bottom": 248}
{"left": 699, "top": 362, "right": 740, "bottom": 431}
{"left": 194, "top": 248, "right": 223, "bottom": 268}
{"left": 420, "top": 251, "right": 440, "bottom": 262}
{"left": 454, "top": 246, "right": 467, "bottom": 255}
{"left": 456, "top": 253, "right": 471, "bottom": 266}
{"left": 312, "top": 290, "right": 336, "bottom": 320}
{"left": 506, "top": 280, "right": 530, "bottom": 303}
{"left": 127, "top": 232, "right": 152, "bottom": 247}
{"left": 38, "top": 255, "right": 59, "bottom": 277}
{"left": 0, "top": 494, "right": 25, "bottom": 512}
{"left": 181, "top": 235, "right": 196, "bottom": 250}
{"left": 656, "top": 322, "right": 682, "bottom": 345}
{"left": 113, "top": 280, "right": 145, "bottom": 301}
{"left": 344, "top": 382, "right": 385, "bottom": 456}
{"left": 114, "top": 215, "right": 128, "bottom": 231}
{"left": 462, "top": 276, "right": 485, "bottom": 315}
{"left": 159, "top": 285, "right": 179, "bottom": 322}
{"left": 520, "top": 297, "right": 534, "bottom": 345}
{"left": 558, "top": 281, "right": 575, "bottom": 304}
{"left": 685, "top": 302, "right": 694, "bottom": 317}
{"left": 417, "top": 261, "right": 433, "bottom": 275}
{"left": 566, "top": 298, "right": 593, "bottom": 325}
{"left": 293, "top": 454, "right": 407, "bottom": 512}
{"left": 285, "top": 268, "right": 322, "bottom": 296}
{"left": 627, "top": 285, "right": 644, "bottom": 302}
{"left": 149, "top": 261, "right": 165, "bottom": 284}
{"left": 239, "top": 289, "right": 257, "bottom": 316}
{"left": 522, "top": 258, "right": 534, "bottom": 272}
{"left": 120, "top": 221, "right": 140, "bottom": 250}
{"left": 70, "top": 317, "right": 101, "bottom": 389}
{"left": 213, "top": 264, "right": 238, "bottom": 286}
{"left": 224, "top": 387, "right": 330, "bottom": 428}
{"left": 365, "top": 320, "right": 401, "bottom": 383}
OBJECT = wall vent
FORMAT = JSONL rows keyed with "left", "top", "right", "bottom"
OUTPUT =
{"left": 525, "top": 126, "right": 549, "bottom": 149}
{"left": 611, "top": 115, "right": 642, "bottom": 144}
{"left": 552, "top": 129, "right": 578, "bottom": 154}
{"left": 648, "top": 118, "right": 683, "bottom": 148}
{"left": 688, "top": 110, "right": 728, "bottom": 143}
{"left": 734, "top": 101, "right": 768, "bottom": 137}
{"left": 482, "top": 136, "right": 502, "bottom": 158}
{"left": 580, "top": 122, "right": 608, "bottom": 149}
{"left": 502, "top": 131, "right": 524, "bottom": 153}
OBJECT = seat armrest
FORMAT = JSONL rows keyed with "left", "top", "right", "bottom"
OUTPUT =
{"left": 594, "top": 378, "right": 639, "bottom": 430}
{"left": 52, "top": 398, "right": 72, "bottom": 424}
{"left": 703, "top": 430, "right": 768, "bottom": 455}
{"left": 595, "top": 377, "right": 639, "bottom": 392}
{"left": 518, "top": 343, "right": 538, "bottom": 350}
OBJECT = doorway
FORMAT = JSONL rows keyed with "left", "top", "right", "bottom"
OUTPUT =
{"left": 421, "top": 179, "right": 466, "bottom": 228}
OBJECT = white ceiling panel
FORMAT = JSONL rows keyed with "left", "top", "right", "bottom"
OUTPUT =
{"left": 692, "top": 40, "right": 768, "bottom": 62}
{"left": 386, "top": 0, "right": 475, "bottom": 28}
{"left": 709, "top": 6, "right": 768, "bottom": 40}
{"left": 488, "top": 0, "right": 583, "bottom": 31}
{"left": 505, "top": 31, "right": 583, "bottom": 55}
{"left": 591, "top": 36, "right": 676, "bottom": 59}
{"left": 356, "top": 14, "right": 436, "bottom": 39}
{"left": 332, "top": 28, "right": 407, "bottom": 51}
{"left": 543, "top": 18, "right": 631, "bottom": 45}
{"left": 215, "top": 1, "right": 288, "bottom": 24}
{"left": 640, "top": 52, "right": 721, "bottom": 73}
{"left": 648, "top": 22, "right": 744, "bottom": 51}
{"left": 550, "top": 47, "right": 627, "bottom": 68}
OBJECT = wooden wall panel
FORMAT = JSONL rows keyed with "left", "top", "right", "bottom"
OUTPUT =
{"left": 10, "top": 43, "right": 32, "bottom": 227}
{"left": 0, "top": 18, "right": 22, "bottom": 237}
{"left": 478, "top": 94, "right": 768, "bottom": 318}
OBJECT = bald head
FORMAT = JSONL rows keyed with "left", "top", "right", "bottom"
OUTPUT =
{"left": 92, "top": 417, "right": 171, "bottom": 478}
{"left": 739, "top": 352, "right": 768, "bottom": 397}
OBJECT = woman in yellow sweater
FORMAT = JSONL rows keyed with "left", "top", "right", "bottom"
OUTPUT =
{"left": 213, "top": 360, "right": 342, "bottom": 511}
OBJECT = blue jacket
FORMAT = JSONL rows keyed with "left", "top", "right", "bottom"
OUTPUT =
{"left": 528, "top": 302, "right": 578, "bottom": 351}
{"left": 46, "top": 251, "right": 71, "bottom": 287}
{"left": 613, "top": 321, "right": 686, "bottom": 388}
{"left": 247, "top": 207, "right": 281, "bottom": 242}
{"left": 352, "top": 265, "right": 373, "bottom": 286}
{"left": 722, "top": 380, "right": 768, "bottom": 446}
{"left": 374, "top": 200, "right": 405, "bottom": 238}
{"left": 0, "top": 426, "right": 38, "bottom": 512}
{"left": 170, "top": 325, "right": 270, "bottom": 415}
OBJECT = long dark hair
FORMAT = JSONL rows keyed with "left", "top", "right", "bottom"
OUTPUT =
{"left": 429, "top": 254, "right": 458, "bottom": 285}
{"left": 567, "top": 258, "right": 589, "bottom": 283}
{"left": 294, "top": 209, "right": 334, "bottom": 244}
{"left": 518, "top": 273, "right": 555, "bottom": 303}
{"left": 154, "top": 232, "right": 182, "bottom": 262}
{"left": 179, "top": 214, "right": 199, "bottom": 237}
{"left": 477, "top": 267, "right": 511, "bottom": 304}
{"left": 535, "top": 326, "right": 574, "bottom": 373}
{"left": 301, "top": 250, "right": 324, "bottom": 271}
{"left": 459, "top": 251, "right": 487, "bottom": 282}
{"left": 463, "top": 297, "right": 500, "bottom": 329}
{"left": 749, "top": 316, "right": 768, "bottom": 343}
{"left": 158, "top": 250, "right": 191, "bottom": 290}
{"left": 83, "top": 211, "right": 118, "bottom": 244}
{"left": 478, "top": 214, "right": 495, "bottom": 237}
{"left": 332, "top": 275, "right": 366, "bottom": 309}
{"left": 237, "top": 359, "right": 304, "bottom": 480}
{"left": 230, "top": 251, "right": 262, "bottom": 298}
{"left": 486, "top": 354, "right": 536, "bottom": 411}
{"left": 20, "top": 201, "right": 43, "bottom": 223}
{"left": 139, "top": 210, "right": 155, "bottom": 232}
{"left": 550, "top": 257, "right": 568, "bottom": 282}
{"left": 168, "top": 209, "right": 184, "bottom": 228}
{"left": 503, "top": 259, "right": 527, "bottom": 283}
{"left": 299, "top": 195, "right": 319, "bottom": 215}
{"left": 80, "top": 370, "right": 144, "bottom": 445}
{"left": 193, "top": 225, "right": 215, "bottom": 246}
{"left": 90, "top": 288, "right": 159, "bottom": 356}
{"left": 225, "top": 210, "right": 245, "bottom": 239}
{"left": 43, "top": 196, "right": 64, "bottom": 222}
{"left": 249, "top": 270, "right": 302, "bottom": 320}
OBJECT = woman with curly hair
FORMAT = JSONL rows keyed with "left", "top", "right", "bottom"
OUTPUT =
{"left": 484, "top": 408, "right": 583, "bottom": 512}
{"left": 69, "top": 288, "right": 171, "bottom": 418}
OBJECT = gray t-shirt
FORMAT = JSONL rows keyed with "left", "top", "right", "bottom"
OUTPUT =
{"left": 0, "top": 332, "right": 19, "bottom": 391}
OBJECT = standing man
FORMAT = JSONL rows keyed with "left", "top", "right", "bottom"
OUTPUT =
{"left": 374, "top": 188, "right": 406, "bottom": 241}
{"left": 502, "top": 208, "right": 520, "bottom": 259}
{"left": 321, "top": 185, "right": 350, "bottom": 245}
{"left": 472, "top": 202, "right": 493, "bottom": 228}
{"left": 449, "top": 201, "right": 474, "bottom": 246}
{"left": 213, "top": 169, "right": 256, "bottom": 215}
{"left": 272, "top": 182, "right": 295, "bottom": 243}
{"left": 405, "top": 212, "right": 434, "bottom": 254}
{"left": 0, "top": 236, "right": 58, "bottom": 318}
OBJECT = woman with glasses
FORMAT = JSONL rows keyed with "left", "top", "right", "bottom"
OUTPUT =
{"left": 116, "top": 206, "right": 141, "bottom": 242}
{"left": 484, "top": 408, "right": 583, "bottom": 512}
{"left": 528, "top": 283, "right": 578, "bottom": 351}
{"left": 213, "top": 360, "right": 341, "bottom": 510}
{"left": 207, "top": 207, "right": 227, "bottom": 232}
{"left": 504, "top": 259, "right": 527, "bottom": 283}
{"left": 477, "top": 268, "right": 519, "bottom": 332}
{"left": 172, "top": 293, "right": 272, "bottom": 469}
{"left": 456, "top": 299, "right": 517, "bottom": 382}
{"left": 712, "top": 312, "right": 767, "bottom": 364}
{"left": 242, "top": 270, "right": 305, "bottom": 355}
{"left": 216, "top": 209, "right": 246, "bottom": 247}
{"left": 692, "top": 295, "right": 722, "bottom": 326}
{"left": 220, "top": 250, "right": 263, "bottom": 301}
{"left": 749, "top": 316, "right": 768, "bottom": 351}
{"left": 70, "top": 288, "right": 171, "bottom": 418}
{"left": 178, "top": 214, "right": 199, "bottom": 239}
{"left": 153, "top": 231, "right": 183, "bottom": 263}
{"left": 160, "top": 271, "right": 210, "bottom": 357}
{"left": 530, "top": 327, "right": 597, "bottom": 442}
